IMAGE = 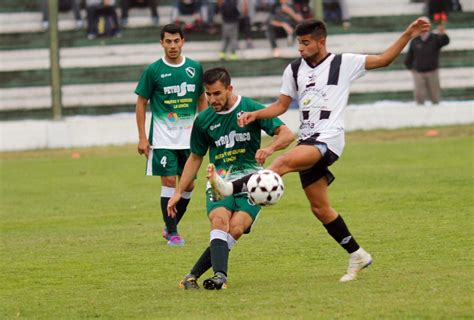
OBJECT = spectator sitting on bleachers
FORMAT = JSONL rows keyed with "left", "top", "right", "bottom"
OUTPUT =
{"left": 323, "top": 0, "right": 350, "bottom": 30}
{"left": 266, "top": 0, "right": 302, "bottom": 58}
{"left": 292, "top": 0, "right": 312, "bottom": 19}
{"left": 41, "top": 0, "right": 84, "bottom": 31}
{"left": 86, "top": 0, "right": 122, "bottom": 39}
{"left": 120, "top": 0, "right": 159, "bottom": 27}
{"left": 171, "top": 0, "right": 205, "bottom": 31}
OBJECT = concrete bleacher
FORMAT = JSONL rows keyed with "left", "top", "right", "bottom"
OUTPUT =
{"left": 0, "top": 1, "right": 473, "bottom": 150}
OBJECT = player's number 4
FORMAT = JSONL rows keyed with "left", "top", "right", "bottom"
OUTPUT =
{"left": 160, "top": 156, "right": 167, "bottom": 167}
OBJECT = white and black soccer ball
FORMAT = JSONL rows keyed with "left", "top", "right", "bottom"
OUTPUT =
{"left": 247, "top": 170, "right": 284, "bottom": 206}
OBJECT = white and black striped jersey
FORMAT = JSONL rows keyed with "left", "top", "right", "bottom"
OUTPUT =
{"left": 280, "top": 53, "right": 366, "bottom": 156}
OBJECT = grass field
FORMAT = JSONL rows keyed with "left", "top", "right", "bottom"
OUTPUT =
{"left": 1, "top": 125, "right": 473, "bottom": 319}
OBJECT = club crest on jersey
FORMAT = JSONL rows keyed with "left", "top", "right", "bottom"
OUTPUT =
{"left": 237, "top": 111, "right": 244, "bottom": 119}
{"left": 185, "top": 67, "right": 196, "bottom": 78}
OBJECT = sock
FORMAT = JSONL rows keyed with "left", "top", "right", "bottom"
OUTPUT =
{"left": 210, "top": 230, "right": 229, "bottom": 276}
{"left": 176, "top": 191, "right": 192, "bottom": 224}
{"left": 190, "top": 246, "right": 212, "bottom": 279}
{"left": 160, "top": 196, "right": 177, "bottom": 234}
{"left": 323, "top": 215, "right": 360, "bottom": 254}
{"left": 231, "top": 173, "right": 253, "bottom": 194}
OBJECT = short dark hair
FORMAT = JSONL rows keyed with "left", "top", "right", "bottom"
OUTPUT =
{"left": 160, "top": 23, "right": 184, "bottom": 40}
{"left": 203, "top": 68, "right": 231, "bottom": 87}
{"left": 295, "top": 19, "right": 327, "bottom": 39}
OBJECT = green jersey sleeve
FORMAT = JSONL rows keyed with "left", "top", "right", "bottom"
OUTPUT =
{"left": 135, "top": 64, "right": 155, "bottom": 99}
{"left": 190, "top": 116, "right": 209, "bottom": 156}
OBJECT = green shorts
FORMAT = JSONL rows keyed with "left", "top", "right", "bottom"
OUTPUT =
{"left": 206, "top": 188, "right": 262, "bottom": 221}
{"left": 146, "top": 148, "right": 191, "bottom": 176}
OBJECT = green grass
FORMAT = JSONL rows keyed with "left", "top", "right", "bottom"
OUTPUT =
{"left": 1, "top": 125, "right": 473, "bottom": 319}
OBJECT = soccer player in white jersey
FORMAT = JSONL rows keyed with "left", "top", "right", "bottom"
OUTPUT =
{"left": 208, "top": 18, "right": 431, "bottom": 282}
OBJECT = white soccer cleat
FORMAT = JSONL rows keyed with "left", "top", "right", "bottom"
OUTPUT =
{"left": 339, "top": 248, "right": 373, "bottom": 282}
{"left": 206, "top": 164, "right": 233, "bottom": 200}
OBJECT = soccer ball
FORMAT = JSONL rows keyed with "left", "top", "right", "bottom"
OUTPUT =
{"left": 247, "top": 170, "right": 284, "bottom": 206}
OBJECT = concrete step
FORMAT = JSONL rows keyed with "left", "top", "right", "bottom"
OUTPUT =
{"left": 1, "top": 67, "right": 472, "bottom": 111}
{"left": 1, "top": 28, "right": 472, "bottom": 72}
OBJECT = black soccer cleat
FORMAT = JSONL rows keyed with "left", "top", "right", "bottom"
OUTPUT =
{"left": 203, "top": 273, "right": 228, "bottom": 290}
{"left": 178, "top": 274, "right": 199, "bottom": 290}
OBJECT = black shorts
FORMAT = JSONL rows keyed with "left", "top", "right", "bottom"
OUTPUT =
{"left": 297, "top": 137, "right": 339, "bottom": 189}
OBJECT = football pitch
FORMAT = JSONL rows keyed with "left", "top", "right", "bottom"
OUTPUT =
{"left": 1, "top": 125, "right": 473, "bottom": 319}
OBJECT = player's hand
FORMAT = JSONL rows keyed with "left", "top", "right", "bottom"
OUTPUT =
{"left": 167, "top": 192, "right": 181, "bottom": 218}
{"left": 237, "top": 111, "right": 257, "bottom": 127}
{"left": 255, "top": 147, "right": 273, "bottom": 165}
{"left": 137, "top": 138, "right": 150, "bottom": 158}
{"left": 406, "top": 17, "right": 431, "bottom": 39}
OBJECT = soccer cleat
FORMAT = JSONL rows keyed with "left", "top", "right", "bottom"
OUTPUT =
{"left": 339, "top": 248, "right": 372, "bottom": 282}
{"left": 206, "top": 164, "right": 233, "bottom": 201}
{"left": 162, "top": 227, "right": 169, "bottom": 241}
{"left": 179, "top": 274, "right": 199, "bottom": 289}
{"left": 167, "top": 235, "right": 185, "bottom": 247}
{"left": 203, "top": 273, "right": 227, "bottom": 290}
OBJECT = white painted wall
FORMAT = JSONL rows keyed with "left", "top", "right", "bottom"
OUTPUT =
{"left": 1, "top": 101, "right": 472, "bottom": 151}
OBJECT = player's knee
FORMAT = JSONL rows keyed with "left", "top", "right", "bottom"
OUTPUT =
{"left": 211, "top": 216, "right": 229, "bottom": 231}
{"left": 269, "top": 154, "right": 290, "bottom": 175}
{"left": 161, "top": 176, "right": 177, "bottom": 186}
{"left": 229, "top": 225, "right": 245, "bottom": 240}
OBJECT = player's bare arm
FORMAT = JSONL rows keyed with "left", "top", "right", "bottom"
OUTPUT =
{"left": 238, "top": 94, "right": 293, "bottom": 127}
{"left": 365, "top": 18, "right": 431, "bottom": 70}
{"left": 135, "top": 95, "right": 150, "bottom": 158}
{"left": 255, "top": 125, "right": 295, "bottom": 165}
{"left": 197, "top": 93, "right": 208, "bottom": 112}
{"left": 167, "top": 153, "right": 203, "bottom": 217}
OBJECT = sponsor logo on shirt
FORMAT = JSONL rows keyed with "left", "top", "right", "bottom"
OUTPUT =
{"left": 161, "top": 73, "right": 172, "bottom": 78}
{"left": 210, "top": 123, "right": 221, "bottom": 131}
{"left": 214, "top": 130, "right": 251, "bottom": 148}
{"left": 163, "top": 82, "right": 196, "bottom": 97}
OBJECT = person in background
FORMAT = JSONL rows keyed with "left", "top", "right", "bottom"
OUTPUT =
{"left": 427, "top": 0, "right": 450, "bottom": 24}
{"left": 218, "top": 0, "right": 241, "bottom": 60}
{"left": 404, "top": 17, "right": 449, "bottom": 105}
{"left": 266, "top": 0, "right": 303, "bottom": 58}
{"left": 86, "top": 0, "right": 121, "bottom": 39}
{"left": 120, "top": 0, "right": 160, "bottom": 27}
{"left": 135, "top": 24, "right": 207, "bottom": 246}
{"left": 41, "top": 0, "right": 83, "bottom": 31}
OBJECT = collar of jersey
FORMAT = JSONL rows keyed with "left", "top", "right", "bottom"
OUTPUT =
{"left": 216, "top": 96, "right": 241, "bottom": 115}
{"left": 162, "top": 55, "right": 186, "bottom": 67}
{"left": 304, "top": 53, "right": 332, "bottom": 69}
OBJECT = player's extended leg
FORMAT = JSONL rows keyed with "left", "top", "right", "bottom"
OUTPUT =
{"left": 303, "top": 178, "right": 372, "bottom": 282}
{"left": 208, "top": 145, "right": 321, "bottom": 199}
{"left": 202, "top": 208, "right": 232, "bottom": 290}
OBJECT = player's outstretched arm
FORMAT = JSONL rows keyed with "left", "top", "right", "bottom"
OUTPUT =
{"left": 255, "top": 125, "right": 295, "bottom": 165}
{"left": 167, "top": 153, "right": 203, "bottom": 217}
{"left": 238, "top": 94, "right": 293, "bottom": 127}
{"left": 365, "top": 17, "right": 431, "bottom": 70}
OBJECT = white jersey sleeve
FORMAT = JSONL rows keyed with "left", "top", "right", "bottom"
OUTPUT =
{"left": 342, "top": 53, "right": 367, "bottom": 82}
{"left": 280, "top": 64, "right": 298, "bottom": 99}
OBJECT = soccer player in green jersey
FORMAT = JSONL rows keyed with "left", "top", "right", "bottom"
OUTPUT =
{"left": 135, "top": 24, "right": 208, "bottom": 246}
{"left": 167, "top": 68, "right": 294, "bottom": 289}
